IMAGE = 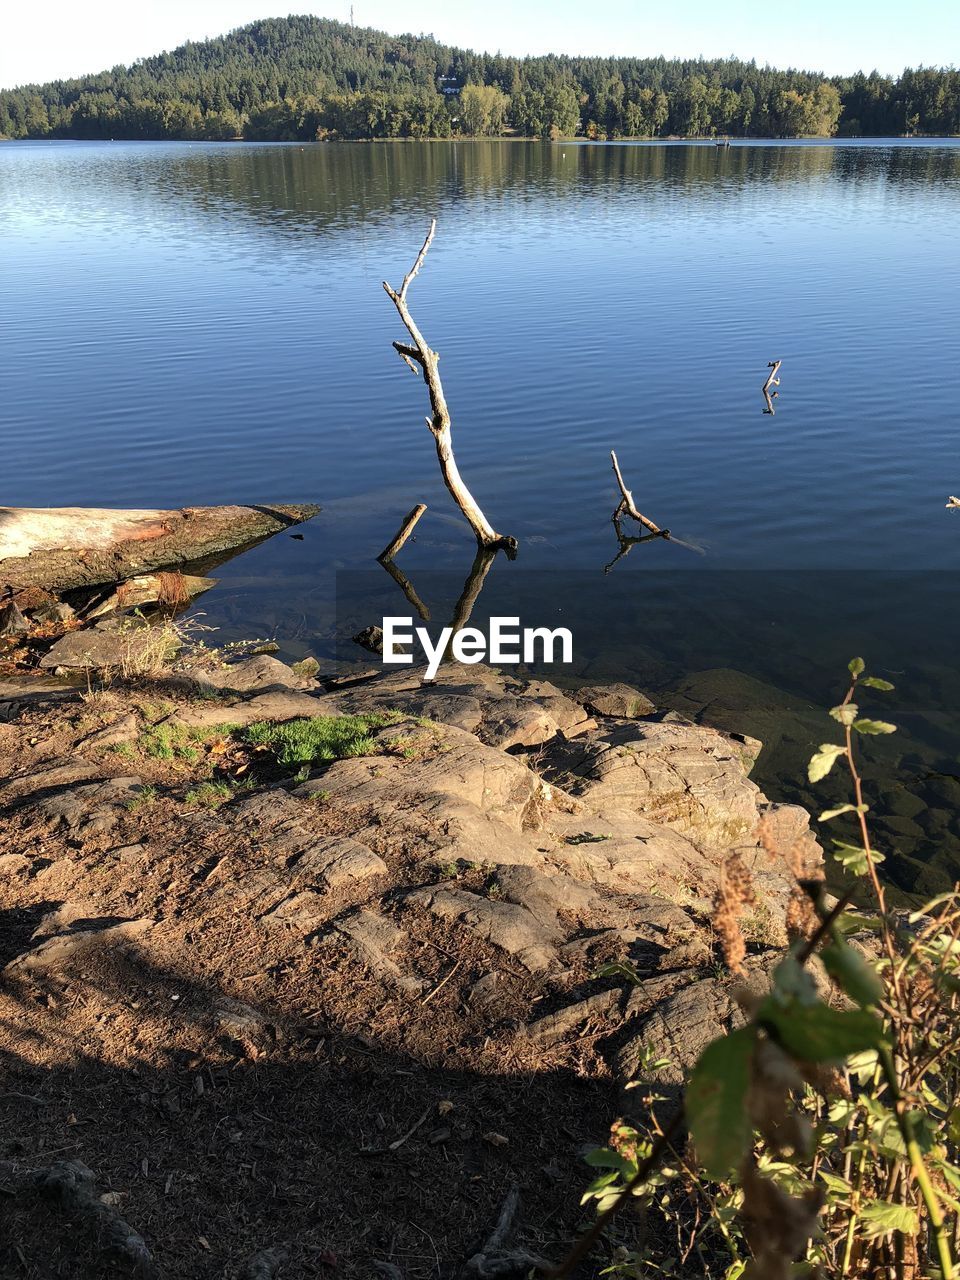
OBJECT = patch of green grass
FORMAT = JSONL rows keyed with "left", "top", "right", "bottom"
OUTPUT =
{"left": 138, "top": 721, "right": 241, "bottom": 762}
{"left": 184, "top": 778, "right": 255, "bottom": 808}
{"left": 244, "top": 712, "right": 401, "bottom": 770}
{"left": 108, "top": 742, "right": 135, "bottom": 758}
{"left": 127, "top": 784, "right": 158, "bottom": 812}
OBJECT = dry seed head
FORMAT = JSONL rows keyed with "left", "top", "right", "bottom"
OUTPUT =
{"left": 609, "top": 1120, "right": 638, "bottom": 1165}
{"left": 785, "top": 888, "right": 818, "bottom": 941}
{"left": 713, "top": 850, "right": 757, "bottom": 976}
{"left": 757, "top": 816, "right": 822, "bottom": 941}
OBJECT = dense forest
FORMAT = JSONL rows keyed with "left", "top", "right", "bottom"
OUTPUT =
{"left": 1, "top": 15, "right": 958, "bottom": 142}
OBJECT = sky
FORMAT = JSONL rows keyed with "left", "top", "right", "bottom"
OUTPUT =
{"left": 2, "top": 0, "right": 958, "bottom": 90}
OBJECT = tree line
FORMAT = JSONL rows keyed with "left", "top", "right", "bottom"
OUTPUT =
{"left": 1, "top": 15, "right": 958, "bottom": 142}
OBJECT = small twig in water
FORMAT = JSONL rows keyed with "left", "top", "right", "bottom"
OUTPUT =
{"left": 378, "top": 503, "right": 427, "bottom": 563}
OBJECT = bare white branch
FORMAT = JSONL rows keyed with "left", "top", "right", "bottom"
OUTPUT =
{"left": 383, "top": 222, "right": 516, "bottom": 555}
{"left": 610, "top": 450, "right": 664, "bottom": 535}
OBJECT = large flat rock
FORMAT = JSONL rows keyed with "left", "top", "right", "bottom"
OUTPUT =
{"left": 540, "top": 717, "right": 764, "bottom": 848}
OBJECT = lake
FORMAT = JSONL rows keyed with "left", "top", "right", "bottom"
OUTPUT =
{"left": 3, "top": 138, "right": 960, "bottom": 894}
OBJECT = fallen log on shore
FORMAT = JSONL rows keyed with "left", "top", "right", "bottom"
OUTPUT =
{"left": 0, "top": 503, "right": 320, "bottom": 593}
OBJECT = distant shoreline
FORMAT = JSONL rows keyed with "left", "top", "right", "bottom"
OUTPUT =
{"left": 4, "top": 134, "right": 959, "bottom": 145}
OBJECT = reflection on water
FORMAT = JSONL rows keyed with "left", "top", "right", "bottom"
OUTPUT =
{"left": 3, "top": 138, "right": 960, "bottom": 894}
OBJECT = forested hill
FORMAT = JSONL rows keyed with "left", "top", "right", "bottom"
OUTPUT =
{"left": 1, "top": 14, "right": 958, "bottom": 142}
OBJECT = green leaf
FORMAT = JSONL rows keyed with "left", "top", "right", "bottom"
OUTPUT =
{"left": 593, "top": 960, "right": 643, "bottom": 985}
{"left": 834, "top": 912, "right": 884, "bottom": 935}
{"left": 859, "top": 1200, "right": 919, "bottom": 1239}
{"left": 852, "top": 719, "right": 897, "bottom": 735}
{"left": 859, "top": 676, "right": 894, "bottom": 691}
{"left": 584, "top": 1147, "right": 636, "bottom": 1177}
{"left": 829, "top": 703, "right": 859, "bottom": 726}
{"left": 723, "top": 1264, "right": 748, "bottom": 1280}
{"left": 819, "top": 803, "right": 864, "bottom": 821}
{"left": 808, "top": 743, "right": 846, "bottom": 783}
{"left": 686, "top": 1027, "right": 756, "bottom": 1180}
{"left": 832, "top": 841, "right": 885, "bottom": 876}
{"left": 821, "top": 939, "right": 884, "bottom": 1008}
{"left": 848, "top": 657, "right": 865, "bottom": 676}
{"left": 818, "top": 1170, "right": 854, "bottom": 1200}
{"left": 759, "top": 998, "right": 886, "bottom": 1062}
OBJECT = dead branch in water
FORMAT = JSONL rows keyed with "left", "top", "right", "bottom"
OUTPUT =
{"left": 762, "top": 359, "right": 782, "bottom": 415}
{"left": 378, "top": 503, "right": 427, "bottom": 563}
{"left": 384, "top": 222, "right": 517, "bottom": 558}
{"left": 605, "top": 453, "right": 704, "bottom": 568}
{"left": 604, "top": 505, "right": 669, "bottom": 572}
{"left": 610, "top": 451, "right": 667, "bottom": 535}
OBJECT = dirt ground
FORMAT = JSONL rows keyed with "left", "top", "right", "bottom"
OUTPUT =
{"left": 0, "top": 688, "right": 644, "bottom": 1279}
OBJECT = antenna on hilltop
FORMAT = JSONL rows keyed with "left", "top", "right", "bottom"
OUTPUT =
{"left": 350, "top": 4, "right": 355, "bottom": 24}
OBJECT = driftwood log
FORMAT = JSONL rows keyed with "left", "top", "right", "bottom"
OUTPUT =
{"left": 384, "top": 222, "right": 517, "bottom": 557}
{"left": 0, "top": 503, "right": 319, "bottom": 593}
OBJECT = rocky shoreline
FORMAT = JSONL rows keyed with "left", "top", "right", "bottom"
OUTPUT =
{"left": 0, "top": 655, "right": 821, "bottom": 1278}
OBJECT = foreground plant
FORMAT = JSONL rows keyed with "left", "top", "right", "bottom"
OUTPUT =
{"left": 563, "top": 658, "right": 960, "bottom": 1280}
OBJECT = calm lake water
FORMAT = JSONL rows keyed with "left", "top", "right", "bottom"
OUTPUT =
{"left": 3, "top": 138, "right": 960, "bottom": 894}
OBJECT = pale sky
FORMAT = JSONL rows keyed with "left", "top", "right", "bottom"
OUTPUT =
{"left": 2, "top": 0, "right": 958, "bottom": 91}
